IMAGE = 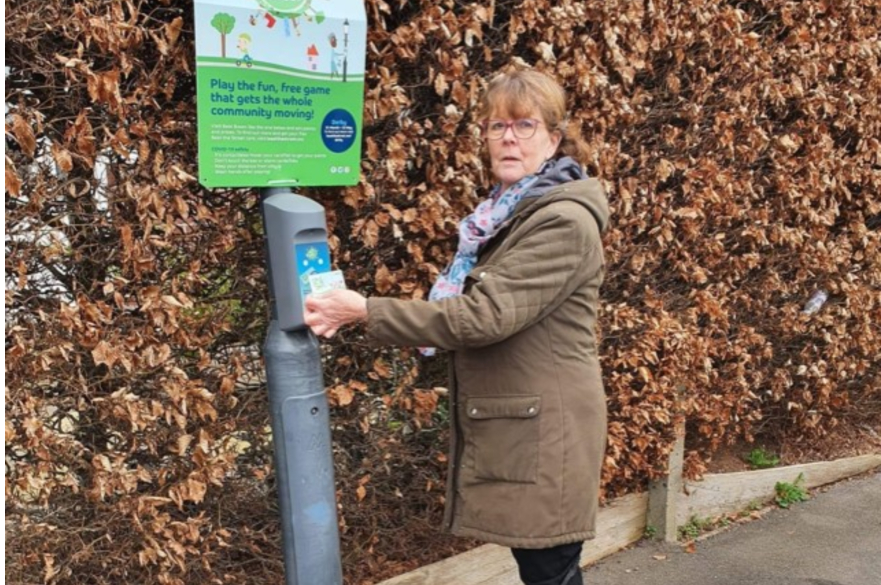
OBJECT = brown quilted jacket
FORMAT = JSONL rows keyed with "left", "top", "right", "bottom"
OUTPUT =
{"left": 366, "top": 177, "right": 609, "bottom": 548}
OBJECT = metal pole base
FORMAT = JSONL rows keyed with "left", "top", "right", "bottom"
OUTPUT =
{"left": 264, "top": 321, "right": 343, "bottom": 585}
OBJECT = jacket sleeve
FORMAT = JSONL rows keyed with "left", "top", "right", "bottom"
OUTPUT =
{"left": 365, "top": 204, "right": 603, "bottom": 350}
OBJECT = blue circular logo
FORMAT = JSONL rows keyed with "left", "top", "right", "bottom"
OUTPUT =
{"left": 321, "top": 109, "right": 357, "bottom": 153}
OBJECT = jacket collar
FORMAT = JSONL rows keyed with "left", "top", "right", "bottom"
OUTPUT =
{"left": 510, "top": 175, "right": 610, "bottom": 234}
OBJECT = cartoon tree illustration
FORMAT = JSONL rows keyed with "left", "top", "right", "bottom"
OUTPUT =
{"left": 211, "top": 13, "right": 237, "bottom": 58}
{"left": 255, "top": 0, "right": 325, "bottom": 37}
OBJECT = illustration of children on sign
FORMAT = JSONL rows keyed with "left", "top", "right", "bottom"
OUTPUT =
{"left": 328, "top": 32, "right": 343, "bottom": 79}
{"left": 306, "top": 44, "right": 320, "bottom": 71}
{"left": 236, "top": 33, "right": 254, "bottom": 67}
{"left": 255, "top": 0, "right": 326, "bottom": 38}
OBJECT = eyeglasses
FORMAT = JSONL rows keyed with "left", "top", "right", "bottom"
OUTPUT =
{"left": 480, "top": 118, "right": 544, "bottom": 140}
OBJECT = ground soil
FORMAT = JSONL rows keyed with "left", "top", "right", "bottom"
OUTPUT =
{"left": 704, "top": 418, "right": 881, "bottom": 474}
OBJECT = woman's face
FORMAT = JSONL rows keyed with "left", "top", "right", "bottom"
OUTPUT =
{"left": 485, "top": 107, "right": 561, "bottom": 191}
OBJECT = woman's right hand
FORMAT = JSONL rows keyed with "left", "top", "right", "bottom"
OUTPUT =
{"left": 304, "top": 289, "right": 368, "bottom": 338}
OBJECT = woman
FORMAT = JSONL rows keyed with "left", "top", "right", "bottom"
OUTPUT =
{"left": 305, "top": 69, "right": 609, "bottom": 585}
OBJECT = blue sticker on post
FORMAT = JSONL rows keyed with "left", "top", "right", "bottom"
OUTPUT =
{"left": 295, "top": 242, "right": 331, "bottom": 299}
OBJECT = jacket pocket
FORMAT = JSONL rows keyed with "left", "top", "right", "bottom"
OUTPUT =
{"left": 465, "top": 396, "right": 541, "bottom": 483}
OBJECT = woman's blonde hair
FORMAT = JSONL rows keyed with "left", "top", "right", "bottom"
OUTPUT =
{"left": 477, "top": 69, "right": 590, "bottom": 165}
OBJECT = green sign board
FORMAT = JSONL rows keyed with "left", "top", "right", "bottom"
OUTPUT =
{"left": 194, "top": 0, "right": 366, "bottom": 188}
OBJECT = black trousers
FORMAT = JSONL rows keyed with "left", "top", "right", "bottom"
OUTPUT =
{"left": 511, "top": 541, "right": 584, "bottom": 585}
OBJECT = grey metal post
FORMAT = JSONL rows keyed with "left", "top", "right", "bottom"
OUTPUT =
{"left": 261, "top": 188, "right": 343, "bottom": 585}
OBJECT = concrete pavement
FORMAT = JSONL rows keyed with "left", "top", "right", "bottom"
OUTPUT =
{"left": 582, "top": 471, "right": 881, "bottom": 585}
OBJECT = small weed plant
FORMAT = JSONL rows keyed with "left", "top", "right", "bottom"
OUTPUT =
{"left": 745, "top": 447, "right": 780, "bottom": 469}
{"left": 775, "top": 473, "right": 809, "bottom": 508}
{"left": 678, "top": 515, "right": 714, "bottom": 541}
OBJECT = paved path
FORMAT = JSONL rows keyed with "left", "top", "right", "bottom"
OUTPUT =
{"left": 583, "top": 471, "right": 881, "bottom": 585}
